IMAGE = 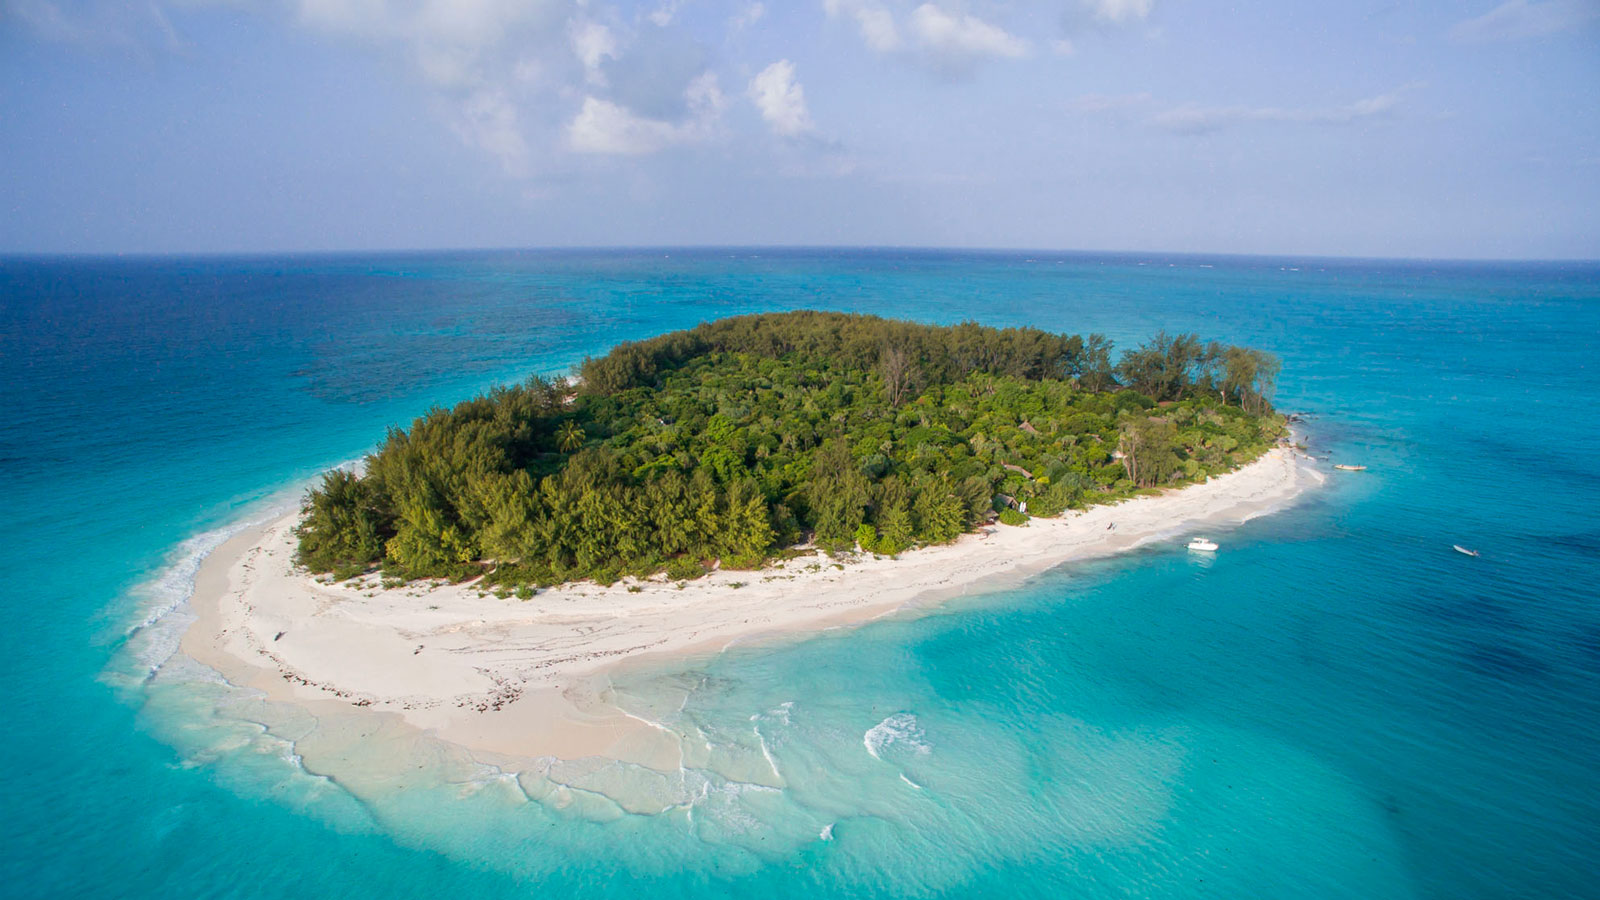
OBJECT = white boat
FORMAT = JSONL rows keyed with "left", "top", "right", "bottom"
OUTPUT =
{"left": 1333, "top": 464, "right": 1367, "bottom": 471}
{"left": 1453, "top": 544, "right": 1480, "bottom": 557}
{"left": 1187, "top": 538, "right": 1219, "bottom": 553}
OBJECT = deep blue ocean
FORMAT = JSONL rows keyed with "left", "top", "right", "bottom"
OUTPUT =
{"left": 1, "top": 249, "right": 1597, "bottom": 899}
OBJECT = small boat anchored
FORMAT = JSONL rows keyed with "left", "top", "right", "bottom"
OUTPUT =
{"left": 1453, "top": 544, "right": 1481, "bottom": 557}
{"left": 1187, "top": 537, "right": 1219, "bottom": 553}
{"left": 1333, "top": 464, "right": 1367, "bottom": 471}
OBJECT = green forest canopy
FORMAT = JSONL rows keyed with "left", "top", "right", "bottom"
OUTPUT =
{"left": 297, "top": 311, "right": 1285, "bottom": 589}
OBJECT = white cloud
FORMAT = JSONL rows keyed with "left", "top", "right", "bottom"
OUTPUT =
{"left": 855, "top": 5, "right": 901, "bottom": 50}
{"left": 415, "top": 0, "right": 547, "bottom": 46}
{"left": 824, "top": 0, "right": 1146, "bottom": 64}
{"left": 290, "top": 1, "right": 740, "bottom": 169}
{"left": 647, "top": 0, "right": 681, "bottom": 28}
{"left": 1065, "top": 88, "right": 1416, "bottom": 134}
{"left": 1060, "top": 0, "right": 1155, "bottom": 37}
{"left": 824, "top": 0, "right": 902, "bottom": 51}
{"left": 412, "top": 42, "right": 483, "bottom": 87}
{"left": 1147, "top": 89, "right": 1409, "bottom": 135}
{"left": 453, "top": 89, "right": 532, "bottom": 175}
{"left": 512, "top": 55, "right": 546, "bottom": 85}
{"left": 1082, "top": 0, "right": 1153, "bottom": 26}
{"left": 567, "top": 97, "right": 682, "bottom": 153}
{"left": 1, "top": 0, "right": 183, "bottom": 49}
{"left": 294, "top": 0, "right": 556, "bottom": 47}
{"left": 1067, "top": 91, "right": 1153, "bottom": 113}
{"left": 9, "top": 0, "right": 748, "bottom": 174}
{"left": 686, "top": 70, "right": 728, "bottom": 117}
{"left": 292, "top": 0, "right": 384, "bottom": 35}
{"left": 1449, "top": 0, "right": 1600, "bottom": 42}
{"left": 567, "top": 71, "right": 724, "bottom": 154}
{"left": 287, "top": 0, "right": 573, "bottom": 174}
{"left": 748, "top": 59, "right": 815, "bottom": 137}
{"left": 729, "top": 1, "right": 765, "bottom": 34}
{"left": 570, "top": 20, "right": 616, "bottom": 83}
{"left": 908, "top": 3, "right": 1029, "bottom": 62}
{"left": 824, "top": 1, "right": 1063, "bottom": 70}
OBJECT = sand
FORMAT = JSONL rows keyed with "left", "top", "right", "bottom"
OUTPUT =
{"left": 180, "top": 447, "right": 1321, "bottom": 772}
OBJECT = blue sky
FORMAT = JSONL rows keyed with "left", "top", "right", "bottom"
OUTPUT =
{"left": 2, "top": 1, "right": 1597, "bottom": 258}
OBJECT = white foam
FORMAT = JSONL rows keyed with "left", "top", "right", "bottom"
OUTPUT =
{"left": 129, "top": 525, "right": 242, "bottom": 628}
{"left": 749, "top": 700, "right": 794, "bottom": 726}
{"left": 147, "top": 651, "right": 231, "bottom": 687}
{"left": 864, "top": 712, "right": 930, "bottom": 761}
{"left": 119, "top": 460, "right": 363, "bottom": 677}
{"left": 752, "top": 723, "right": 782, "bottom": 784}
{"left": 121, "top": 520, "right": 259, "bottom": 678}
{"left": 261, "top": 731, "right": 311, "bottom": 774}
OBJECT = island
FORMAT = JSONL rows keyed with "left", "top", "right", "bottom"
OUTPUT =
{"left": 181, "top": 312, "right": 1321, "bottom": 779}
{"left": 297, "top": 311, "right": 1287, "bottom": 587}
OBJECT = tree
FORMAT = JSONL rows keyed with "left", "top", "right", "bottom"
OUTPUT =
{"left": 806, "top": 438, "right": 871, "bottom": 550}
{"left": 1222, "top": 346, "right": 1280, "bottom": 413}
{"left": 296, "top": 469, "right": 385, "bottom": 574}
{"left": 1116, "top": 331, "right": 1202, "bottom": 402}
{"left": 386, "top": 502, "right": 477, "bottom": 574}
{"left": 294, "top": 311, "right": 1283, "bottom": 588}
{"left": 913, "top": 478, "right": 968, "bottom": 544}
{"left": 644, "top": 469, "right": 695, "bottom": 557}
{"left": 719, "top": 478, "right": 775, "bottom": 567}
{"left": 1247, "top": 350, "right": 1281, "bottom": 414}
{"left": 876, "top": 504, "right": 914, "bottom": 554}
{"left": 854, "top": 522, "right": 879, "bottom": 553}
{"left": 687, "top": 469, "right": 722, "bottom": 558}
{"left": 1079, "top": 333, "right": 1117, "bottom": 392}
{"left": 1118, "top": 417, "right": 1180, "bottom": 487}
{"left": 881, "top": 345, "right": 919, "bottom": 407}
{"left": 557, "top": 420, "right": 585, "bottom": 452}
{"left": 472, "top": 470, "right": 540, "bottom": 562}
{"left": 1221, "top": 345, "right": 1256, "bottom": 408}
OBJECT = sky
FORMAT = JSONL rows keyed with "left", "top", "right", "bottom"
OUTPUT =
{"left": 1, "top": 0, "right": 1597, "bottom": 258}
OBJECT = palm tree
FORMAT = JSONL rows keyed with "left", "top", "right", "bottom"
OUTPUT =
{"left": 557, "top": 420, "right": 585, "bottom": 453}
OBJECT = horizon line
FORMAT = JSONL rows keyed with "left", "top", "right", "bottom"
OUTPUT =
{"left": 3, "top": 243, "right": 1598, "bottom": 267}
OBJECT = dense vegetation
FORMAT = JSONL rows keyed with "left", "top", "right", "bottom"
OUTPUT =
{"left": 297, "top": 312, "right": 1284, "bottom": 587}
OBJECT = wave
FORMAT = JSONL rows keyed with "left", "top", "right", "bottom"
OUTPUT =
{"left": 863, "top": 712, "right": 930, "bottom": 761}
{"left": 118, "top": 459, "right": 365, "bottom": 679}
{"left": 750, "top": 700, "right": 794, "bottom": 727}
{"left": 120, "top": 519, "right": 257, "bottom": 679}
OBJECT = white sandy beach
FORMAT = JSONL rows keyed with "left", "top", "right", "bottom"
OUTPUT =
{"left": 180, "top": 447, "right": 1321, "bottom": 772}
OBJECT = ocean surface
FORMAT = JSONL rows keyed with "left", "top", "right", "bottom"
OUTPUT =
{"left": 1, "top": 249, "right": 1597, "bottom": 899}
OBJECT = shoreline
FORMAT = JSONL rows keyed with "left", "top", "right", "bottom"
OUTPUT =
{"left": 178, "top": 446, "right": 1322, "bottom": 775}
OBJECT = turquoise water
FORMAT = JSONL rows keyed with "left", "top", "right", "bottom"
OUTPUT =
{"left": 1, "top": 250, "right": 1597, "bottom": 898}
